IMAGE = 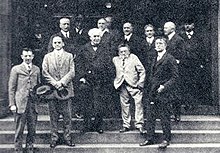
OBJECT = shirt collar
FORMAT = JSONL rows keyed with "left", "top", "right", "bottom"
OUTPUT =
{"left": 54, "top": 48, "right": 64, "bottom": 55}
{"left": 146, "top": 36, "right": 154, "bottom": 43}
{"left": 124, "top": 33, "right": 132, "bottom": 41}
{"left": 186, "top": 31, "right": 194, "bottom": 36}
{"left": 61, "top": 30, "right": 70, "bottom": 38}
{"left": 168, "top": 31, "right": 175, "bottom": 40}
{"left": 157, "top": 50, "right": 166, "bottom": 59}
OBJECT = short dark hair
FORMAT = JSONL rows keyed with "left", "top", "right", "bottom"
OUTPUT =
{"left": 118, "top": 43, "right": 130, "bottom": 51}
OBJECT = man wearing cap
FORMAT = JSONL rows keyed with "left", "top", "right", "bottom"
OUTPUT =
{"left": 8, "top": 48, "right": 40, "bottom": 153}
{"left": 76, "top": 28, "right": 112, "bottom": 134}
{"left": 42, "top": 35, "right": 75, "bottom": 148}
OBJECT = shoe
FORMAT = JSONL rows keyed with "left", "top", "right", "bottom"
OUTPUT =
{"left": 96, "top": 129, "right": 104, "bottom": 134}
{"left": 136, "top": 127, "right": 146, "bottom": 134}
{"left": 50, "top": 140, "right": 57, "bottom": 148}
{"left": 119, "top": 127, "right": 130, "bottom": 133}
{"left": 175, "top": 116, "right": 181, "bottom": 122}
{"left": 139, "top": 140, "right": 154, "bottom": 146}
{"left": 65, "top": 140, "right": 75, "bottom": 147}
{"left": 158, "top": 140, "right": 169, "bottom": 149}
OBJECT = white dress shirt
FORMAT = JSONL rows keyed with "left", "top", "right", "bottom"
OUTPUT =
{"left": 61, "top": 30, "right": 70, "bottom": 38}
{"left": 124, "top": 33, "right": 132, "bottom": 41}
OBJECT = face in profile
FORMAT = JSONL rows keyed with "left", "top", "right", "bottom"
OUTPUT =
{"left": 21, "top": 50, "right": 34, "bottom": 64}
{"left": 123, "top": 23, "right": 133, "bottom": 36}
{"left": 145, "top": 26, "right": 155, "bottom": 38}
{"left": 118, "top": 46, "right": 130, "bottom": 59}
{"left": 155, "top": 39, "right": 167, "bottom": 52}
{"left": 52, "top": 36, "right": 64, "bottom": 50}
{"left": 59, "top": 18, "right": 70, "bottom": 32}
{"left": 164, "top": 23, "right": 173, "bottom": 36}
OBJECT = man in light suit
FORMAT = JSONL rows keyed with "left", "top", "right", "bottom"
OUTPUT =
{"left": 42, "top": 35, "right": 75, "bottom": 148}
{"left": 113, "top": 43, "right": 146, "bottom": 133}
{"left": 8, "top": 48, "right": 40, "bottom": 153}
{"left": 164, "top": 21, "right": 186, "bottom": 122}
{"left": 140, "top": 37, "right": 179, "bottom": 149}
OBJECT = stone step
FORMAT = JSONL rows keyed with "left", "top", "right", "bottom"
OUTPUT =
{"left": 1, "top": 115, "right": 220, "bottom": 131}
{"left": 1, "top": 143, "right": 220, "bottom": 153}
{"left": 1, "top": 130, "right": 220, "bottom": 144}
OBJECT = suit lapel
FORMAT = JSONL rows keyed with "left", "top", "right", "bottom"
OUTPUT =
{"left": 155, "top": 52, "right": 167, "bottom": 67}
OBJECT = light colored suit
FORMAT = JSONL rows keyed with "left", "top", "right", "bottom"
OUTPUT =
{"left": 8, "top": 63, "right": 40, "bottom": 113}
{"left": 113, "top": 53, "right": 146, "bottom": 128}
{"left": 8, "top": 63, "right": 40, "bottom": 150}
{"left": 42, "top": 50, "right": 75, "bottom": 142}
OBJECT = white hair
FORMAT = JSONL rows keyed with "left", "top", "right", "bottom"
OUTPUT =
{"left": 88, "top": 28, "right": 102, "bottom": 37}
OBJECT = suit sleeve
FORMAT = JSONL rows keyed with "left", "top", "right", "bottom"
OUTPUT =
{"left": 42, "top": 54, "right": 57, "bottom": 86}
{"left": 135, "top": 56, "right": 146, "bottom": 88}
{"left": 60, "top": 54, "right": 75, "bottom": 86}
{"left": 8, "top": 67, "right": 18, "bottom": 107}
{"left": 163, "top": 56, "right": 179, "bottom": 89}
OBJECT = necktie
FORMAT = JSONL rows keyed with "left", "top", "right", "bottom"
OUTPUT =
{"left": 66, "top": 32, "right": 68, "bottom": 38}
{"left": 27, "top": 65, "right": 31, "bottom": 73}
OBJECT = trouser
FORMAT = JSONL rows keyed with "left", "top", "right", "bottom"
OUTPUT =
{"left": 48, "top": 99, "right": 72, "bottom": 141}
{"left": 147, "top": 100, "right": 171, "bottom": 142}
{"left": 14, "top": 101, "right": 37, "bottom": 150}
{"left": 119, "top": 84, "right": 144, "bottom": 128}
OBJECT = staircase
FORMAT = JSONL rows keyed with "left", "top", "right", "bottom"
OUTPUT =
{"left": 0, "top": 104, "right": 220, "bottom": 153}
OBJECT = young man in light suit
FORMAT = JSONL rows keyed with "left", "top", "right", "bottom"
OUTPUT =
{"left": 8, "top": 48, "right": 40, "bottom": 153}
{"left": 112, "top": 43, "right": 146, "bottom": 134}
{"left": 42, "top": 35, "right": 75, "bottom": 148}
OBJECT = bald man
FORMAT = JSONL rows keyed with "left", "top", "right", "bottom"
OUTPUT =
{"left": 47, "top": 17, "right": 78, "bottom": 55}
{"left": 163, "top": 21, "right": 186, "bottom": 122}
{"left": 75, "top": 28, "right": 113, "bottom": 134}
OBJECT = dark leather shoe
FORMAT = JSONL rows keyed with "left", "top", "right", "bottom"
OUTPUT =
{"left": 158, "top": 140, "right": 169, "bottom": 149}
{"left": 50, "top": 140, "right": 57, "bottom": 148}
{"left": 139, "top": 140, "right": 154, "bottom": 146}
{"left": 175, "top": 115, "right": 181, "bottom": 122}
{"left": 136, "top": 127, "right": 146, "bottom": 134}
{"left": 65, "top": 140, "right": 75, "bottom": 147}
{"left": 119, "top": 127, "right": 130, "bottom": 133}
{"left": 96, "top": 129, "right": 104, "bottom": 134}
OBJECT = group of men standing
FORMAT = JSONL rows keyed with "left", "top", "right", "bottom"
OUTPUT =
{"left": 8, "top": 15, "right": 206, "bottom": 152}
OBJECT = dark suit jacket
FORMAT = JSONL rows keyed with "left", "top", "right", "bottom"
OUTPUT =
{"left": 148, "top": 52, "right": 179, "bottom": 103}
{"left": 76, "top": 42, "right": 113, "bottom": 87}
{"left": 166, "top": 33, "right": 186, "bottom": 65}
{"left": 119, "top": 33, "right": 145, "bottom": 61}
{"left": 47, "top": 31, "right": 78, "bottom": 55}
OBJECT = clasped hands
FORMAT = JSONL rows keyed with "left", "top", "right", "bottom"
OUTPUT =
{"left": 52, "top": 81, "right": 65, "bottom": 91}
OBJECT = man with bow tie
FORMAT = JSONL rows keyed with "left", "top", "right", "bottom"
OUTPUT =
{"left": 8, "top": 48, "right": 41, "bottom": 153}
{"left": 179, "top": 18, "right": 207, "bottom": 109}
{"left": 112, "top": 43, "right": 146, "bottom": 134}
{"left": 140, "top": 37, "right": 179, "bottom": 149}
{"left": 76, "top": 28, "right": 112, "bottom": 134}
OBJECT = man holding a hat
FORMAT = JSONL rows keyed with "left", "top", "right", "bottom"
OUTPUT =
{"left": 42, "top": 35, "right": 75, "bottom": 148}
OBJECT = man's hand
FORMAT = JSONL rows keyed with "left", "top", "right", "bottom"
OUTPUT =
{"left": 10, "top": 105, "right": 16, "bottom": 113}
{"left": 54, "top": 81, "right": 63, "bottom": 89}
{"left": 157, "top": 85, "right": 165, "bottom": 93}
{"left": 176, "top": 60, "right": 180, "bottom": 64}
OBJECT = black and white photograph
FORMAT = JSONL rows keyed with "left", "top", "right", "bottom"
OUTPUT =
{"left": 0, "top": 0, "right": 219, "bottom": 152}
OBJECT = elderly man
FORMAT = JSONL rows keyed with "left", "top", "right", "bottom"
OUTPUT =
{"left": 163, "top": 21, "right": 186, "bottom": 122}
{"left": 113, "top": 43, "right": 146, "bottom": 134}
{"left": 140, "top": 37, "right": 179, "bottom": 149}
{"left": 9, "top": 48, "right": 40, "bottom": 153}
{"left": 42, "top": 35, "right": 75, "bottom": 148}
{"left": 76, "top": 28, "right": 112, "bottom": 133}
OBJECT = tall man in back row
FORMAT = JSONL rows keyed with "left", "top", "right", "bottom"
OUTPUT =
{"left": 8, "top": 48, "right": 41, "bottom": 153}
{"left": 42, "top": 35, "right": 75, "bottom": 148}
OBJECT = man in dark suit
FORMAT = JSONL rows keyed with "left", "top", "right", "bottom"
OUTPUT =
{"left": 179, "top": 19, "right": 206, "bottom": 108}
{"left": 47, "top": 17, "right": 77, "bottom": 55}
{"left": 120, "top": 22, "right": 144, "bottom": 60}
{"left": 164, "top": 21, "right": 186, "bottom": 122}
{"left": 8, "top": 48, "right": 41, "bottom": 153}
{"left": 76, "top": 28, "right": 112, "bottom": 133}
{"left": 42, "top": 36, "right": 75, "bottom": 148}
{"left": 140, "top": 37, "right": 179, "bottom": 149}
